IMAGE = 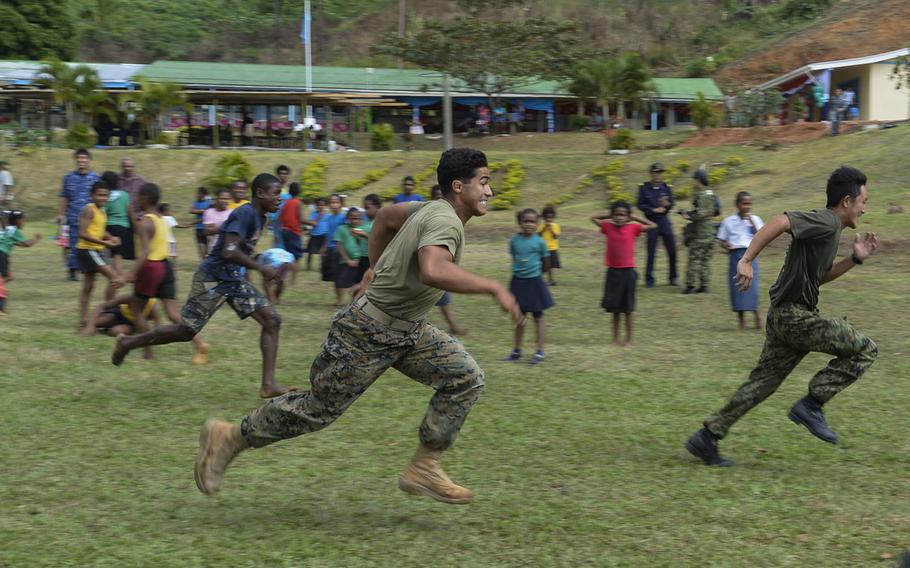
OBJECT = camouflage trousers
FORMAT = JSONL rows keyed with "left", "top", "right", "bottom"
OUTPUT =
{"left": 705, "top": 302, "right": 878, "bottom": 438}
{"left": 685, "top": 237, "right": 713, "bottom": 288}
{"left": 241, "top": 300, "right": 485, "bottom": 451}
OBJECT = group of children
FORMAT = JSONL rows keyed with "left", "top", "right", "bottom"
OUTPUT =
{"left": 502, "top": 170, "right": 767, "bottom": 361}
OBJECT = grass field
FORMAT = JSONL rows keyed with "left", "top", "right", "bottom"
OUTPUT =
{"left": 1, "top": 128, "right": 909, "bottom": 567}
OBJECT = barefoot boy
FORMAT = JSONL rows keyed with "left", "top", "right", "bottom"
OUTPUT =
{"left": 112, "top": 174, "right": 293, "bottom": 397}
{"left": 76, "top": 182, "right": 123, "bottom": 326}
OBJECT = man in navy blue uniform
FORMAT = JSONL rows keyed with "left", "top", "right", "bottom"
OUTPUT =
{"left": 637, "top": 163, "right": 678, "bottom": 288}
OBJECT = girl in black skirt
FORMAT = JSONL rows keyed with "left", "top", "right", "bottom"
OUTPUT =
{"left": 504, "top": 208, "right": 553, "bottom": 366}
{"left": 590, "top": 201, "right": 656, "bottom": 346}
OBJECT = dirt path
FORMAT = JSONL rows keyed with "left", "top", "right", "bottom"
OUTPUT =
{"left": 679, "top": 121, "right": 864, "bottom": 148}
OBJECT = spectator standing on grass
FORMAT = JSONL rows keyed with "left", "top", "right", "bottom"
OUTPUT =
{"left": 591, "top": 201, "right": 656, "bottom": 347}
{"left": 503, "top": 208, "right": 553, "bottom": 366}
{"left": 393, "top": 176, "right": 424, "bottom": 204}
{"left": 0, "top": 210, "right": 41, "bottom": 314}
{"left": 227, "top": 180, "right": 250, "bottom": 210}
{"left": 203, "top": 189, "right": 233, "bottom": 253}
{"left": 0, "top": 161, "right": 14, "bottom": 209}
{"left": 680, "top": 170, "right": 718, "bottom": 294}
{"left": 537, "top": 205, "right": 561, "bottom": 286}
{"left": 271, "top": 165, "right": 292, "bottom": 246}
{"left": 101, "top": 170, "right": 134, "bottom": 299}
{"left": 58, "top": 148, "right": 100, "bottom": 282}
{"left": 189, "top": 187, "right": 212, "bottom": 260}
{"left": 830, "top": 88, "right": 844, "bottom": 136}
{"left": 118, "top": 157, "right": 146, "bottom": 220}
{"left": 637, "top": 162, "right": 678, "bottom": 288}
{"left": 302, "top": 197, "right": 328, "bottom": 272}
{"left": 718, "top": 191, "right": 764, "bottom": 330}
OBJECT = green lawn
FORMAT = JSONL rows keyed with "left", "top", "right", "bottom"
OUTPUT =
{"left": 1, "top": 128, "right": 909, "bottom": 567}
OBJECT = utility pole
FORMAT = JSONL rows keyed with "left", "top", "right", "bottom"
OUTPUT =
{"left": 397, "top": 0, "right": 406, "bottom": 69}
{"left": 443, "top": 73, "right": 453, "bottom": 150}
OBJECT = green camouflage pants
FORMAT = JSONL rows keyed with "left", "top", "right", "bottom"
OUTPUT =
{"left": 705, "top": 302, "right": 878, "bottom": 438}
{"left": 241, "top": 303, "right": 485, "bottom": 451}
{"left": 685, "top": 237, "right": 713, "bottom": 288}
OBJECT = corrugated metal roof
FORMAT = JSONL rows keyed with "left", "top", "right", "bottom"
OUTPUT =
{"left": 139, "top": 60, "right": 568, "bottom": 96}
{"left": 0, "top": 60, "right": 145, "bottom": 88}
{"left": 651, "top": 78, "right": 724, "bottom": 101}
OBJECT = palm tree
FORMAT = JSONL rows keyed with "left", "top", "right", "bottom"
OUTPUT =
{"left": 615, "top": 52, "right": 652, "bottom": 126}
{"left": 72, "top": 70, "right": 116, "bottom": 126}
{"left": 568, "top": 58, "right": 619, "bottom": 126}
{"left": 123, "top": 77, "right": 192, "bottom": 144}
{"left": 35, "top": 58, "right": 102, "bottom": 127}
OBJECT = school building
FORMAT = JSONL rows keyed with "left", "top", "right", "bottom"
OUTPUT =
{"left": 0, "top": 59, "right": 724, "bottom": 148}
{"left": 759, "top": 47, "right": 910, "bottom": 122}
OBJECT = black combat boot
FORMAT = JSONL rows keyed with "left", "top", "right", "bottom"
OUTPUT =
{"left": 685, "top": 428, "right": 734, "bottom": 467}
{"left": 681, "top": 286, "right": 695, "bottom": 294}
{"left": 695, "top": 286, "right": 708, "bottom": 293}
{"left": 788, "top": 396, "right": 838, "bottom": 444}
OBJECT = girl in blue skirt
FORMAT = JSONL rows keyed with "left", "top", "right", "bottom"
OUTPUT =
{"left": 504, "top": 208, "right": 553, "bottom": 366}
{"left": 718, "top": 191, "right": 764, "bottom": 329}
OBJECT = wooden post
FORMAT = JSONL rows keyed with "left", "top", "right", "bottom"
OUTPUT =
{"left": 266, "top": 104, "right": 272, "bottom": 148}
{"left": 324, "top": 105, "right": 333, "bottom": 147}
{"left": 212, "top": 99, "right": 220, "bottom": 148}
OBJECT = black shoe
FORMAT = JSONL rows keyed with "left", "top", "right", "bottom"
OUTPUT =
{"left": 695, "top": 286, "right": 708, "bottom": 293}
{"left": 788, "top": 397, "right": 838, "bottom": 444}
{"left": 685, "top": 428, "right": 734, "bottom": 467}
{"left": 645, "top": 280, "right": 655, "bottom": 289}
{"left": 669, "top": 279, "right": 679, "bottom": 287}
{"left": 681, "top": 286, "right": 695, "bottom": 294}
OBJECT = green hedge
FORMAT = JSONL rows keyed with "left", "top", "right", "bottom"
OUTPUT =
{"left": 301, "top": 158, "right": 328, "bottom": 200}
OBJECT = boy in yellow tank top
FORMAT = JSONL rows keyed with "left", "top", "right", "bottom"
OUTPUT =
{"left": 123, "top": 182, "right": 209, "bottom": 364}
{"left": 76, "top": 181, "right": 123, "bottom": 327}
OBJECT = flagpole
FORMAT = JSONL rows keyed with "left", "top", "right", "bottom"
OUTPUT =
{"left": 304, "top": 0, "right": 313, "bottom": 122}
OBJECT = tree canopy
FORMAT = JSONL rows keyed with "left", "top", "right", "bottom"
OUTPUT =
{"left": 0, "top": 0, "right": 74, "bottom": 60}
{"left": 375, "top": 0, "right": 587, "bottom": 102}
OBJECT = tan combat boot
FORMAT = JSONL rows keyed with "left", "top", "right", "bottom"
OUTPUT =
{"left": 194, "top": 419, "right": 250, "bottom": 495}
{"left": 398, "top": 444, "right": 475, "bottom": 504}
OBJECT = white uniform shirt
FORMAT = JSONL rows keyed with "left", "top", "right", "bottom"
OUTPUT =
{"left": 717, "top": 214, "right": 764, "bottom": 249}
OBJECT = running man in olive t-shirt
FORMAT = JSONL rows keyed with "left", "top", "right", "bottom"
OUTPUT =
{"left": 686, "top": 166, "right": 879, "bottom": 466}
{"left": 194, "top": 148, "right": 523, "bottom": 504}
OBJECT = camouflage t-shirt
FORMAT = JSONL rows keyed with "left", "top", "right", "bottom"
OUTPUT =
{"left": 366, "top": 200, "right": 464, "bottom": 321}
{"left": 769, "top": 208, "right": 842, "bottom": 309}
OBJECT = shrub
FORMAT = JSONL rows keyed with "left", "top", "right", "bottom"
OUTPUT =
{"left": 489, "top": 160, "right": 525, "bottom": 210}
{"left": 724, "top": 155, "right": 745, "bottom": 167}
{"left": 708, "top": 166, "right": 730, "bottom": 186}
{"left": 65, "top": 124, "right": 97, "bottom": 149}
{"left": 569, "top": 115, "right": 589, "bottom": 131}
{"left": 675, "top": 159, "right": 691, "bottom": 173}
{"left": 301, "top": 158, "right": 328, "bottom": 200}
{"left": 673, "top": 184, "right": 694, "bottom": 200}
{"left": 203, "top": 152, "right": 253, "bottom": 190}
{"left": 378, "top": 162, "right": 437, "bottom": 200}
{"left": 333, "top": 159, "right": 404, "bottom": 193}
{"left": 370, "top": 123, "right": 395, "bottom": 151}
{"left": 663, "top": 166, "right": 682, "bottom": 185}
{"left": 690, "top": 92, "right": 719, "bottom": 131}
{"left": 777, "top": 0, "right": 832, "bottom": 21}
{"left": 608, "top": 128, "right": 635, "bottom": 150}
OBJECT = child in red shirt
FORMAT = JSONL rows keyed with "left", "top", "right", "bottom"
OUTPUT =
{"left": 591, "top": 201, "right": 656, "bottom": 346}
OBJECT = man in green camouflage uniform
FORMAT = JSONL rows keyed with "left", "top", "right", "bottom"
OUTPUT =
{"left": 686, "top": 166, "right": 879, "bottom": 466}
{"left": 681, "top": 169, "right": 716, "bottom": 294}
{"left": 194, "top": 148, "right": 523, "bottom": 503}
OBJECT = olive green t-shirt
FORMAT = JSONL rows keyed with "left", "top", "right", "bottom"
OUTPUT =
{"left": 769, "top": 208, "right": 842, "bottom": 309}
{"left": 366, "top": 200, "right": 464, "bottom": 321}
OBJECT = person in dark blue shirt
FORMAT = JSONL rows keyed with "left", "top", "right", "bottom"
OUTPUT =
{"left": 57, "top": 148, "right": 100, "bottom": 281}
{"left": 189, "top": 187, "right": 212, "bottom": 260}
{"left": 637, "top": 162, "right": 678, "bottom": 287}
{"left": 111, "top": 173, "right": 297, "bottom": 399}
{"left": 392, "top": 175, "right": 425, "bottom": 204}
